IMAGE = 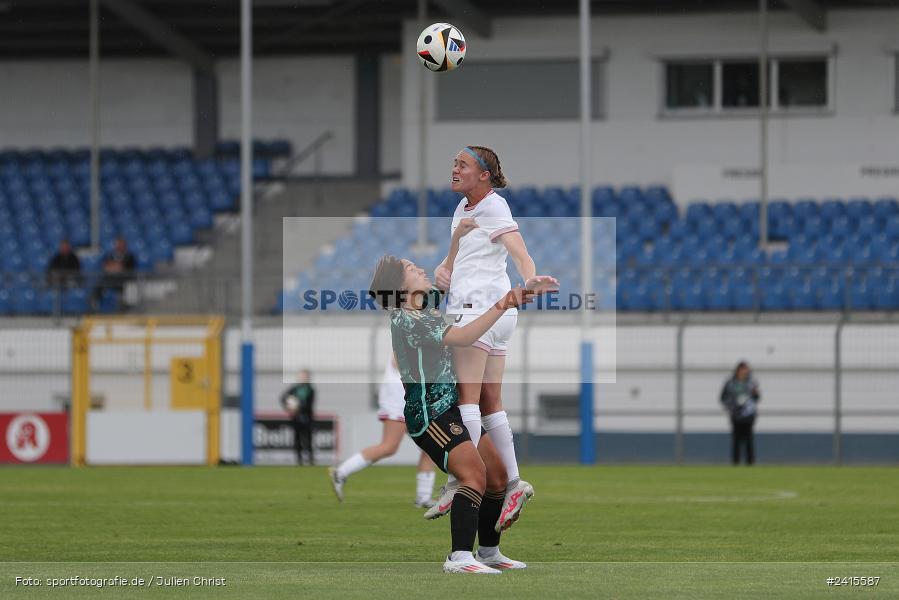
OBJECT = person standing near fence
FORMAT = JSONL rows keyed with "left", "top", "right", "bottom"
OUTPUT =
{"left": 281, "top": 369, "right": 316, "bottom": 466}
{"left": 720, "top": 361, "right": 761, "bottom": 465}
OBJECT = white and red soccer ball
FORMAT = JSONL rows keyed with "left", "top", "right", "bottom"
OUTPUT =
{"left": 416, "top": 22, "right": 466, "bottom": 72}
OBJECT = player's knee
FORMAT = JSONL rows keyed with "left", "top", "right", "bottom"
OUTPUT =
{"left": 486, "top": 462, "right": 507, "bottom": 492}
{"left": 383, "top": 438, "right": 401, "bottom": 456}
{"left": 457, "top": 460, "right": 486, "bottom": 494}
{"left": 468, "top": 461, "right": 487, "bottom": 494}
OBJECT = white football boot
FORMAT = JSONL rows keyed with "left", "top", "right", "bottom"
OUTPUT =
{"left": 443, "top": 552, "right": 502, "bottom": 574}
{"left": 414, "top": 497, "right": 436, "bottom": 509}
{"left": 495, "top": 480, "right": 535, "bottom": 532}
{"left": 475, "top": 548, "right": 527, "bottom": 570}
{"left": 327, "top": 467, "right": 345, "bottom": 502}
{"left": 423, "top": 481, "right": 458, "bottom": 520}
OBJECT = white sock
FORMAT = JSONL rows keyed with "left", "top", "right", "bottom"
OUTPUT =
{"left": 450, "top": 550, "right": 474, "bottom": 562}
{"left": 446, "top": 405, "right": 482, "bottom": 487}
{"left": 335, "top": 452, "right": 370, "bottom": 480}
{"left": 482, "top": 410, "right": 520, "bottom": 482}
{"left": 458, "top": 404, "right": 482, "bottom": 447}
{"left": 477, "top": 545, "right": 499, "bottom": 558}
{"left": 416, "top": 471, "right": 435, "bottom": 501}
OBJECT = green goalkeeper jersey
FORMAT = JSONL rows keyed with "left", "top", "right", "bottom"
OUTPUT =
{"left": 389, "top": 290, "right": 458, "bottom": 437}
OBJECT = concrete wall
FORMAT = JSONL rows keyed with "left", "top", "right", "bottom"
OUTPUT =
{"left": 0, "top": 59, "right": 193, "bottom": 148}
{"left": 400, "top": 10, "right": 899, "bottom": 199}
{"left": 0, "top": 55, "right": 375, "bottom": 176}
{"left": 2, "top": 320, "right": 895, "bottom": 464}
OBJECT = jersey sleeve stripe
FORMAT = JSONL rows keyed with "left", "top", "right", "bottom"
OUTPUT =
{"left": 489, "top": 225, "right": 519, "bottom": 242}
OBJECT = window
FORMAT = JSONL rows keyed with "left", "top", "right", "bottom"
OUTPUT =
{"left": 778, "top": 59, "right": 827, "bottom": 107}
{"left": 722, "top": 61, "right": 760, "bottom": 108}
{"left": 436, "top": 59, "right": 606, "bottom": 120}
{"left": 665, "top": 63, "right": 713, "bottom": 109}
{"left": 663, "top": 56, "right": 829, "bottom": 115}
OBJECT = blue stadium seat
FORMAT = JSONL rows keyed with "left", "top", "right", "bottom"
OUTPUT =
{"left": 790, "top": 281, "right": 817, "bottom": 310}
{"left": 62, "top": 288, "right": 90, "bottom": 315}
{"left": 210, "top": 191, "right": 235, "bottom": 212}
{"left": 3, "top": 254, "right": 25, "bottom": 273}
{"left": 820, "top": 198, "right": 845, "bottom": 220}
{"left": 794, "top": 199, "right": 818, "bottom": 221}
{"left": 712, "top": 201, "right": 738, "bottom": 223}
{"left": 760, "top": 282, "right": 787, "bottom": 310}
{"left": 886, "top": 217, "right": 899, "bottom": 241}
{"left": 685, "top": 202, "right": 712, "bottom": 224}
{"left": 848, "top": 278, "right": 872, "bottom": 310}
{"left": 850, "top": 243, "right": 872, "bottom": 266}
{"left": 856, "top": 215, "right": 880, "bottom": 238}
{"left": 98, "top": 289, "right": 120, "bottom": 313}
{"left": 872, "top": 279, "right": 898, "bottom": 310}
{"left": 846, "top": 198, "right": 872, "bottom": 220}
{"left": 151, "top": 239, "right": 174, "bottom": 262}
{"left": 0, "top": 288, "right": 10, "bottom": 315}
{"left": 664, "top": 220, "right": 688, "bottom": 241}
{"left": 705, "top": 279, "right": 731, "bottom": 311}
{"left": 190, "top": 207, "right": 213, "bottom": 229}
{"left": 695, "top": 216, "right": 717, "bottom": 240}
{"left": 591, "top": 185, "right": 618, "bottom": 207}
{"left": 11, "top": 287, "right": 37, "bottom": 315}
{"left": 681, "top": 282, "right": 704, "bottom": 311}
{"left": 170, "top": 222, "right": 194, "bottom": 245}
{"left": 802, "top": 215, "right": 826, "bottom": 238}
{"left": 645, "top": 185, "right": 672, "bottom": 206}
{"left": 873, "top": 197, "right": 898, "bottom": 221}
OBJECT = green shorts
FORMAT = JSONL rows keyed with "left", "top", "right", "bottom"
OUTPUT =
{"left": 410, "top": 405, "right": 471, "bottom": 473}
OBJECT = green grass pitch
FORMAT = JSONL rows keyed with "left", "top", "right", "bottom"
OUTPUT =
{"left": 1, "top": 465, "right": 897, "bottom": 599}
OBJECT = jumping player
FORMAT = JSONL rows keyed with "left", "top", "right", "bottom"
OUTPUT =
{"left": 328, "top": 354, "right": 437, "bottom": 508}
{"left": 368, "top": 244, "right": 533, "bottom": 573}
{"left": 428, "top": 145, "right": 558, "bottom": 532}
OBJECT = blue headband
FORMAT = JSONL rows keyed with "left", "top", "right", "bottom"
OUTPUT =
{"left": 463, "top": 147, "right": 490, "bottom": 172}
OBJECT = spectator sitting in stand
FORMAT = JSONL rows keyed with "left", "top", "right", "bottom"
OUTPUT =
{"left": 46, "top": 239, "right": 82, "bottom": 289}
{"left": 94, "top": 237, "right": 136, "bottom": 309}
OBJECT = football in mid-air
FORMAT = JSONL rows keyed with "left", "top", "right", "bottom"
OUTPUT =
{"left": 416, "top": 22, "right": 466, "bottom": 72}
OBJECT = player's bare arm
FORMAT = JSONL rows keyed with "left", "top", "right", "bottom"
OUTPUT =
{"left": 442, "top": 286, "right": 533, "bottom": 347}
{"left": 500, "top": 232, "right": 559, "bottom": 294}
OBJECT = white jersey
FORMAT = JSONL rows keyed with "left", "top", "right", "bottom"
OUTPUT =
{"left": 447, "top": 191, "right": 519, "bottom": 315}
{"left": 377, "top": 355, "right": 406, "bottom": 422}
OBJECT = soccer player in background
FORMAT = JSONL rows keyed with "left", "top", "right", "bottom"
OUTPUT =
{"left": 280, "top": 369, "right": 316, "bottom": 466}
{"left": 429, "top": 146, "right": 558, "bottom": 532}
{"left": 328, "top": 354, "right": 437, "bottom": 508}
{"left": 368, "top": 243, "right": 532, "bottom": 573}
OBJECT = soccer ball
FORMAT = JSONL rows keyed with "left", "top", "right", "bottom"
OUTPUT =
{"left": 284, "top": 396, "right": 299, "bottom": 412}
{"left": 416, "top": 22, "right": 466, "bottom": 72}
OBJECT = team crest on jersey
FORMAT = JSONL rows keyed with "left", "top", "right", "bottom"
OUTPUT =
{"left": 449, "top": 423, "right": 464, "bottom": 436}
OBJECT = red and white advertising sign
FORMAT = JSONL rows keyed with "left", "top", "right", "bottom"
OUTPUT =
{"left": 0, "top": 413, "right": 69, "bottom": 464}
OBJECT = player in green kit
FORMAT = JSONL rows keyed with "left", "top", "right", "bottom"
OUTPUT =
{"left": 368, "top": 220, "right": 536, "bottom": 573}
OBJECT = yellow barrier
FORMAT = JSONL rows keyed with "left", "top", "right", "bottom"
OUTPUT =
{"left": 70, "top": 315, "right": 224, "bottom": 467}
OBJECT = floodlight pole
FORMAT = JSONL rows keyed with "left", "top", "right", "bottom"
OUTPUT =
{"left": 415, "top": 0, "right": 430, "bottom": 253}
{"left": 240, "top": 0, "right": 255, "bottom": 467}
{"left": 89, "top": 0, "right": 100, "bottom": 251}
{"left": 759, "top": 0, "right": 770, "bottom": 250}
{"left": 578, "top": 0, "right": 596, "bottom": 465}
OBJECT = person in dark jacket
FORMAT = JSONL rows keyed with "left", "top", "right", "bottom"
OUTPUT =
{"left": 280, "top": 369, "right": 316, "bottom": 465}
{"left": 47, "top": 239, "right": 81, "bottom": 288}
{"left": 720, "top": 361, "right": 761, "bottom": 465}
{"left": 93, "top": 237, "right": 137, "bottom": 309}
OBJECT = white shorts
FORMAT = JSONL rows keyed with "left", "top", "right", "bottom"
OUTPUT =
{"left": 377, "top": 382, "right": 406, "bottom": 422}
{"left": 450, "top": 313, "right": 518, "bottom": 356}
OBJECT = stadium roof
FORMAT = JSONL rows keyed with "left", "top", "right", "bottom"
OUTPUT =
{"left": 0, "top": 0, "right": 897, "bottom": 60}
